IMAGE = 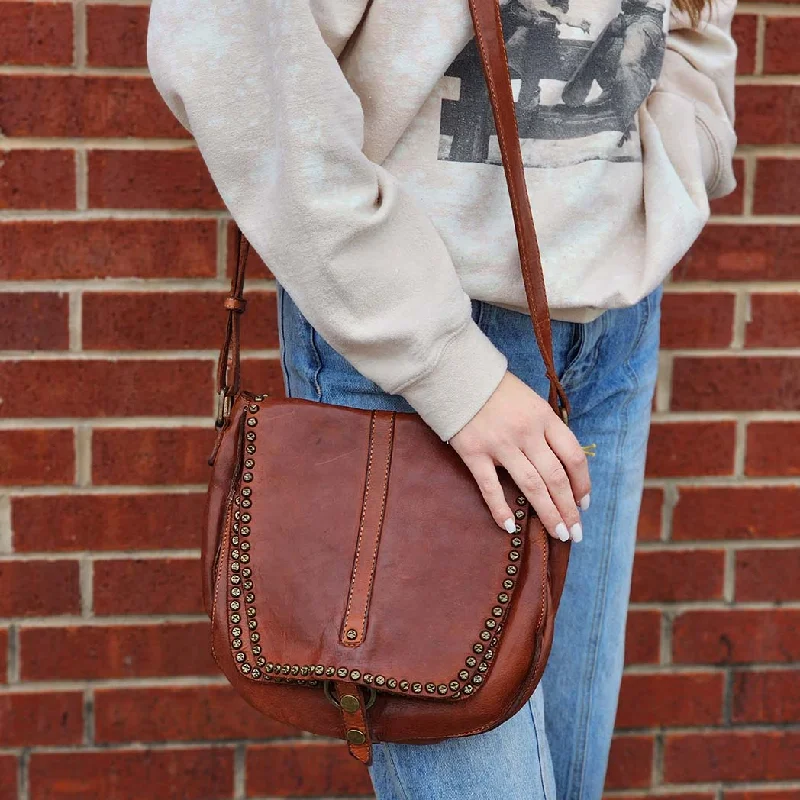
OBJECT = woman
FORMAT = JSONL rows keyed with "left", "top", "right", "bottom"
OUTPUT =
{"left": 147, "top": 0, "right": 736, "bottom": 795}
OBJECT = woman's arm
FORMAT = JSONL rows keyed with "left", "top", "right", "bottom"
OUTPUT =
{"left": 146, "top": 0, "right": 508, "bottom": 443}
{"left": 654, "top": 0, "right": 738, "bottom": 199}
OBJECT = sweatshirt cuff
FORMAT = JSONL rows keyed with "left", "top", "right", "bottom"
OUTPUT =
{"left": 695, "top": 104, "right": 737, "bottom": 199}
{"left": 399, "top": 320, "right": 509, "bottom": 442}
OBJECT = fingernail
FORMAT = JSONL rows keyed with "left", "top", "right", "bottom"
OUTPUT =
{"left": 579, "top": 493, "right": 591, "bottom": 511}
{"left": 504, "top": 518, "right": 516, "bottom": 533}
{"left": 554, "top": 522, "right": 569, "bottom": 541}
{"left": 570, "top": 522, "right": 583, "bottom": 543}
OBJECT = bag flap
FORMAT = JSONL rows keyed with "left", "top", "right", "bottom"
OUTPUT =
{"left": 213, "top": 393, "right": 546, "bottom": 702}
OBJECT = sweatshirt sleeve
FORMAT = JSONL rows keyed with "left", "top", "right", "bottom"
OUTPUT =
{"left": 146, "top": 0, "right": 508, "bottom": 442}
{"left": 653, "top": 0, "right": 738, "bottom": 199}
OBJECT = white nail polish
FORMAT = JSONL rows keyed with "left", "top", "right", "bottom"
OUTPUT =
{"left": 570, "top": 522, "right": 583, "bottom": 543}
{"left": 579, "top": 493, "right": 591, "bottom": 511}
{"left": 554, "top": 522, "right": 569, "bottom": 541}
{"left": 504, "top": 518, "right": 516, "bottom": 533}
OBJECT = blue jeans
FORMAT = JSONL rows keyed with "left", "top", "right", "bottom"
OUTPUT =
{"left": 276, "top": 282, "right": 663, "bottom": 800}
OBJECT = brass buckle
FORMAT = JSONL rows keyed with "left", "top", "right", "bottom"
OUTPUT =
{"left": 323, "top": 681, "right": 377, "bottom": 711}
{"left": 215, "top": 389, "right": 233, "bottom": 428}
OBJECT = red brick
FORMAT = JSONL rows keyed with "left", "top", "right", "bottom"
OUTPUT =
{"left": 736, "top": 86, "right": 800, "bottom": 146}
{"left": 83, "top": 291, "right": 279, "bottom": 351}
{"left": 710, "top": 157, "right": 745, "bottom": 215}
{"left": 88, "top": 150, "right": 223, "bottom": 210}
{"left": 0, "top": 220, "right": 216, "bottom": 280}
{"left": 0, "top": 76, "right": 188, "bottom": 139}
{"left": 636, "top": 487, "right": 662, "bottom": 542}
{"left": 0, "top": 629, "right": 6, "bottom": 684}
{"left": 604, "top": 736, "right": 653, "bottom": 790}
{"left": 0, "top": 561, "right": 80, "bottom": 617}
{"left": 727, "top": 792, "right": 800, "bottom": 800}
{"left": 92, "top": 428, "right": 214, "bottom": 485}
{"left": 0, "top": 430, "right": 74, "bottom": 486}
{"left": 0, "top": 755, "right": 17, "bottom": 800}
{"left": 0, "top": 360, "right": 212, "bottom": 418}
{"left": 0, "top": 293, "right": 69, "bottom": 350}
{"left": 746, "top": 422, "right": 800, "bottom": 477}
{"left": 227, "top": 220, "right": 273, "bottom": 279}
{"left": 733, "top": 16, "right": 757, "bottom": 76}
{"left": 12, "top": 493, "right": 204, "bottom": 552}
{"left": 673, "top": 609, "right": 800, "bottom": 665}
{"left": 672, "top": 356, "right": 800, "bottom": 412}
{"left": 625, "top": 610, "right": 660, "bottom": 665}
{"left": 676, "top": 225, "right": 800, "bottom": 282}
{"left": 754, "top": 159, "right": 800, "bottom": 215}
{"left": 631, "top": 549, "right": 724, "bottom": 603}
{"left": 664, "top": 731, "right": 800, "bottom": 783}
{"left": 673, "top": 485, "right": 799, "bottom": 541}
{"left": 736, "top": 548, "right": 800, "bottom": 602}
{"left": 239, "top": 358, "right": 287, "bottom": 399}
{"left": 246, "top": 743, "right": 373, "bottom": 798}
{"left": 660, "top": 292, "right": 734, "bottom": 349}
{"left": 29, "top": 749, "right": 233, "bottom": 800}
{"left": 0, "top": 692, "right": 82, "bottom": 746}
{"left": 19, "top": 623, "right": 217, "bottom": 680}
{"left": 764, "top": 17, "right": 800, "bottom": 75}
{"left": 732, "top": 670, "right": 800, "bottom": 724}
{"left": 745, "top": 293, "right": 800, "bottom": 348}
{"left": 616, "top": 672, "right": 724, "bottom": 728}
{"left": 0, "top": 149, "right": 75, "bottom": 209}
{"left": 86, "top": 4, "right": 149, "bottom": 68}
{"left": 645, "top": 422, "right": 736, "bottom": 478}
{"left": 0, "top": 2, "right": 73, "bottom": 66}
{"left": 93, "top": 558, "right": 203, "bottom": 615}
{"left": 95, "top": 685, "right": 294, "bottom": 743}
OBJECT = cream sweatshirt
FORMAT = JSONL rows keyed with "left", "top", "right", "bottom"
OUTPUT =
{"left": 147, "top": 0, "right": 737, "bottom": 441}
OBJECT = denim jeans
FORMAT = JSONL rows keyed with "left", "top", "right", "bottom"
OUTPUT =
{"left": 276, "top": 281, "right": 663, "bottom": 800}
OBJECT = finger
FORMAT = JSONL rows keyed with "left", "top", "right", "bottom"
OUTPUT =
{"left": 545, "top": 418, "right": 591, "bottom": 511}
{"left": 500, "top": 448, "right": 569, "bottom": 542}
{"left": 464, "top": 455, "right": 516, "bottom": 533}
{"left": 523, "top": 441, "right": 582, "bottom": 542}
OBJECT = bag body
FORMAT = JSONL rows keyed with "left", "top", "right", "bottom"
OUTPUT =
{"left": 203, "top": 0, "right": 574, "bottom": 763}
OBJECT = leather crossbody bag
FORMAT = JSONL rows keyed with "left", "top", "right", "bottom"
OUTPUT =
{"left": 203, "top": 0, "right": 574, "bottom": 765}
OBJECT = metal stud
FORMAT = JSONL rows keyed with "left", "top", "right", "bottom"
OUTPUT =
{"left": 281, "top": 665, "right": 291, "bottom": 675}
{"left": 364, "top": 674, "right": 373, "bottom": 684}
{"left": 450, "top": 681, "right": 460, "bottom": 691}
{"left": 387, "top": 679, "right": 397, "bottom": 689}
{"left": 503, "top": 579, "right": 514, "bottom": 590}
{"left": 245, "top": 593, "right": 254, "bottom": 603}
{"left": 243, "top": 473, "right": 253, "bottom": 482}
{"left": 492, "top": 607, "right": 503, "bottom": 617}
{"left": 466, "top": 656, "right": 477, "bottom": 667}
{"left": 252, "top": 645, "right": 262, "bottom": 655}
{"left": 245, "top": 459, "right": 255, "bottom": 469}
{"left": 498, "top": 593, "right": 509, "bottom": 603}
{"left": 240, "top": 554, "right": 250, "bottom": 564}
{"left": 350, "top": 670, "right": 361, "bottom": 681}
{"left": 241, "top": 499, "right": 252, "bottom": 508}
{"left": 507, "top": 565, "right": 518, "bottom": 575}
{"left": 425, "top": 683, "right": 436, "bottom": 694}
{"left": 235, "top": 652, "right": 246, "bottom": 663}
{"left": 473, "top": 675, "right": 483, "bottom": 685}
{"left": 480, "top": 631, "right": 491, "bottom": 641}
{"left": 246, "top": 445, "right": 256, "bottom": 455}
{"left": 514, "top": 509, "right": 525, "bottom": 519}
{"left": 230, "top": 613, "right": 241, "bottom": 624}
{"left": 246, "top": 607, "right": 255, "bottom": 617}
{"left": 240, "top": 527, "right": 250, "bottom": 536}
{"left": 346, "top": 629, "right": 357, "bottom": 641}
{"left": 248, "top": 620, "right": 257, "bottom": 630}
{"left": 247, "top": 418, "right": 257, "bottom": 427}
{"left": 515, "top": 523, "right": 522, "bottom": 533}
{"left": 326, "top": 667, "right": 336, "bottom": 677}
{"left": 375, "top": 675, "right": 386, "bottom": 686}
{"left": 241, "top": 663, "right": 251, "bottom": 674}
{"left": 250, "top": 632, "right": 260, "bottom": 643}
{"left": 242, "top": 487, "right": 251, "bottom": 496}
{"left": 242, "top": 568, "right": 252, "bottom": 578}
{"left": 459, "top": 670, "right": 469, "bottom": 680}
{"left": 241, "top": 513, "right": 251, "bottom": 523}
{"left": 485, "top": 619, "right": 496, "bottom": 629}
{"left": 300, "top": 666, "right": 309, "bottom": 676}
{"left": 478, "top": 662, "right": 489, "bottom": 673}
{"left": 412, "top": 683, "right": 423, "bottom": 693}
{"left": 509, "top": 551, "right": 520, "bottom": 561}
{"left": 473, "top": 643, "right": 484, "bottom": 654}
{"left": 246, "top": 432, "right": 256, "bottom": 441}
{"left": 230, "top": 600, "right": 240, "bottom": 610}
{"left": 241, "top": 541, "right": 250, "bottom": 551}
{"left": 251, "top": 668, "right": 261, "bottom": 678}
{"left": 315, "top": 666, "right": 324, "bottom": 676}
{"left": 437, "top": 684, "right": 448, "bottom": 695}
{"left": 230, "top": 575, "right": 241, "bottom": 585}
{"left": 511, "top": 537, "right": 522, "bottom": 547}
{"left": 257, "top": 657, "right": 266, "bottom": 667}
{"left": 337, "top": 667, "right": 348, "bottom": 678}
{"left": 484, "top": 649, "right": 494, "bottom": 660}
{"left": 248, "top": 404, "right": 259, "bottom": 413}
{"left": 231, "top": 626, "right": 242, "bottom": 637}
{"left": 232, "top": 638, "right": 242, "bottom": 649}
{"left": 516, "top": 495, "right": 527, "bottom": 505}
{"left": 400, "top": 681, "right": 409, "bottom": 692}
{"left": 463, "top": 684, "right": 474, "bottom": 695}
{"left": 231, "top": 587, "right": 241, "bottom": 597}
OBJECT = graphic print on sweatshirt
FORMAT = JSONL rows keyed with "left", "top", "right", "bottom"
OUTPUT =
{"left": 439, "top": 0, "right": 667, "bottom": 167}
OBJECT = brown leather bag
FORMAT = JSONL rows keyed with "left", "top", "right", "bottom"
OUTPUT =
{"left": 203, "top": 0, "right": 573, "bottom": 765}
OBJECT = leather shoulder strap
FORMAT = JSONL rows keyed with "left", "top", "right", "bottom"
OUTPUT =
{"left": 217, "top": 0, "right": 571, "bottom": 424}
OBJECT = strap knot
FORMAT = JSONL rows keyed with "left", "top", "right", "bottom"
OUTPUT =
{"left": 224, "top": 297, "right": 247, "bottom": 313}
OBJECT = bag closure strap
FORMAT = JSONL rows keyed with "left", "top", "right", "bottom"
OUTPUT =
{"left": 216, "top": 0, "right": 571, "bottom": 427}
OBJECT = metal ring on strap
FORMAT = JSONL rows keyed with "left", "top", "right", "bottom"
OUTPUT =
{"left": 323, "top": 681, "right": 377, "bottom": 711}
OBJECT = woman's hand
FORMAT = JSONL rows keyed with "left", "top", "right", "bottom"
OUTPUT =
{"left": 449, "top": 371, "right": 591, "bottom": 543}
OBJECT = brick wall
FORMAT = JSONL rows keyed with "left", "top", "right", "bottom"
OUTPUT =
{"left": 0, "top": 1, "right": 797, "bottom": 798}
